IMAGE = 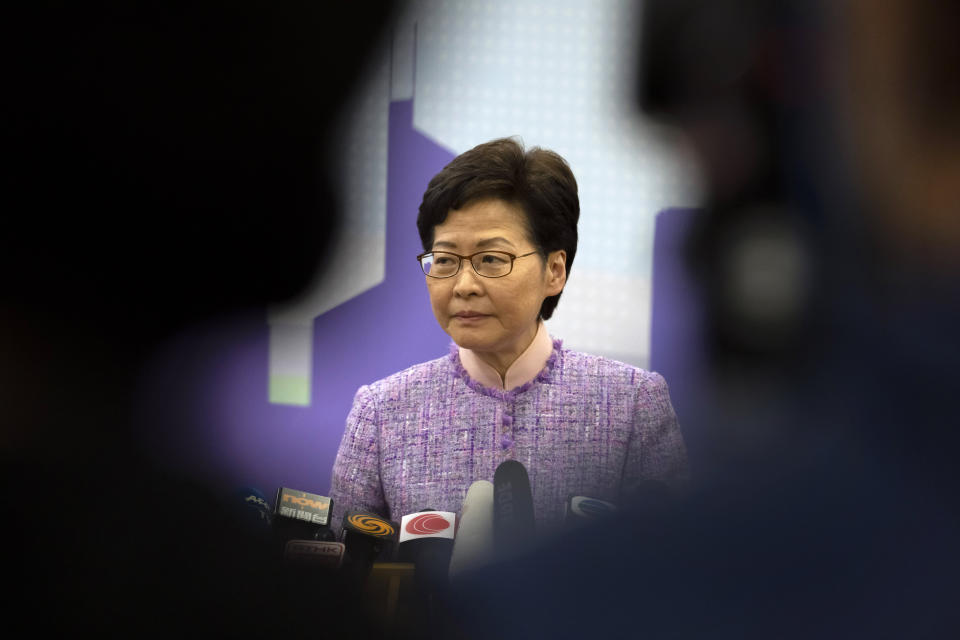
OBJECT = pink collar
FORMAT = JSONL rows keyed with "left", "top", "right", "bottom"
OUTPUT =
{"left": 458, "top": 322, "right": 554, "bottom": 391}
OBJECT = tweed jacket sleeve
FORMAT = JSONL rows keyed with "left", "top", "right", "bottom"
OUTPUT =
{"left": 622, "top": 370, "right": 689, "bottom": 497}
{"left": 328, "top": 384, "right": 387, "bottom": 533}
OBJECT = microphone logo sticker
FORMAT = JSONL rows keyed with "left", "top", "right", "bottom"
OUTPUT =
{"left": 276, "top": 488, "right": 331, "bottom": 525}
{"left": 245, "top": 495, "right": 270, "bottom": 510}
{"left": 405, "top": 513, "right": 452, "bottom": 535}
{"left": 399, "top": 511, "right": 457, "bottom": 542}
{"left": 346, "top": 513, "right": 396, "bottom": 538}
{"left": 284, "top": 541, "right": 345, "bottom": 569}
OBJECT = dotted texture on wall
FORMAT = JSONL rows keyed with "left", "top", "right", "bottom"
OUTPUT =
{"left": 410, "top": 0, "right": 702, "bottom": 366}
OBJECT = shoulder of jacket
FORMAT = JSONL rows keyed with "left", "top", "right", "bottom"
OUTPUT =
{"left": 357, "top": 354, "right": 454, "bottom": 398}
{"left": 558, "top": 348, "right": 657, "bottom": 381}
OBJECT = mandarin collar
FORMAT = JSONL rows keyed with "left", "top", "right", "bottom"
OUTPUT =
{"left": 458, "top": 321, "right": 553, "bottom": 391}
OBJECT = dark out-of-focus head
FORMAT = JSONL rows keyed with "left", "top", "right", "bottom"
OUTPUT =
{"left": 636, "top": 0, "right": 960, "bottom": 365}
{"left": 836, "top": 1, "right": 960, "bottom": 271}
{"left": 4, "top": 2, "right": 403, "bottom": 336}
{"left": 2, "top": 4, "right": 407, "bottom": 634}
{"left": 1, "top": 2, "right": 403, "bottom": 455}
{"left": 416, "top": 137, "right": 580, "bottom": 320}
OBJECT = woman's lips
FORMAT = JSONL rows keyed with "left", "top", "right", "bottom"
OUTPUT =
{"left": 453, "top": 312, "right": 489, "bottom": 324}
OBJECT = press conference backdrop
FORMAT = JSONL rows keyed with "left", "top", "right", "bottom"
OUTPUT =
{"left": 131, "top": 0, "right": 702, "bottom": 495}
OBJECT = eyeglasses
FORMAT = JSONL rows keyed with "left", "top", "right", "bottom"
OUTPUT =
{"left": 417, "top": 250, "right": 539, "bottom": 279}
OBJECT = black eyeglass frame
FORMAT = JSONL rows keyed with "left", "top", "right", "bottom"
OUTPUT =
{"left": 416, "top": 250, "right": 540, "bottom": 279}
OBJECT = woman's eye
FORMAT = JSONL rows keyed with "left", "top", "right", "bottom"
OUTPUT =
{"left": 434, "top": 256, "right": 455, "bottom": 266}
{"left": 481, "top": 253, "right": 508, "bottom": 264}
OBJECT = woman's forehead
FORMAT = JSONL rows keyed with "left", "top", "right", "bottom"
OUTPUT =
{"left": 432, "top": 199, "right": 530, "bottom": 246}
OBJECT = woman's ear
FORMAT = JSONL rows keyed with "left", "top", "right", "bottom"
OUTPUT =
{"left": 545, "top": 250, "right": 567, "bottom": 296}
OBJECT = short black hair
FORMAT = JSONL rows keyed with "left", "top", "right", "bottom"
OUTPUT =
{"left": 416, "top": 137, "right": 579, "bottom": 320}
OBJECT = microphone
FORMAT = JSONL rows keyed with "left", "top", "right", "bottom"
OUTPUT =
{"left": 268, "top": 490, "right": 349, "bottom": 620}
{"left": 340, "top": 510, "right": 400, "bottom": 590}
{"left": 398, "top": 510, "right": 457, "bottom": 587}
{"left": 398, "top": 510, "right": 457, "bottom": 632}
{"left": 271, "top": 487, "right": 337, "bottom": 565}
{"left": 228, "top": 486, "right": 277, "bottom": 565}
{"left": 493, "top": 460, "right": 535, "bottom": 559}
{"left": 448, "top": 480, "right": 494, "bottom": 580}
{"left": 564, "top": 495, "right": 618, "bottom": 526}
{"left": 234, "top": 486, "right": 273, "bottom": 531}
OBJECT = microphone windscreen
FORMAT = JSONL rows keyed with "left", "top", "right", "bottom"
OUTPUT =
{"left": 449, "top": 480, "right": 494, "bottom": 579}
{"left": 493, "top": 460, "right": 535, "bottom": 557}
{"left": 341, "top": 510, "right": 400, "bottom": 563}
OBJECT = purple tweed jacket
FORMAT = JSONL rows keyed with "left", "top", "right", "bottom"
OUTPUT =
{"left": 329, "top": 339, "right": 688, "bottom": 534}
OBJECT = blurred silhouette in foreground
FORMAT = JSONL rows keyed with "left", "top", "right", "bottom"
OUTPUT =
{"left": 443, "top": 1, "right": 960, "bottom": 638}
{"left": 1, "top": 2, "right": 403, "bottom": 635}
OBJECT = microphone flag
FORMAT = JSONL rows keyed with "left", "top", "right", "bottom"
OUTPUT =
{"left": 283, "top": 540, "right": 345, "bottom": 569}
{"left": 275, "top": 487, "right": 332, "bottom": 527}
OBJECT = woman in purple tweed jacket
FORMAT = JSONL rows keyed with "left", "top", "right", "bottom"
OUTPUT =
{"left": 330, "top": 137, "right": 688, "bottom": 534}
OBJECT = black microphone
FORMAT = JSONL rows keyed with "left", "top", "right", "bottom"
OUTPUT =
{"left": 235, "top": 486, "right": 273, "bottom": 531}
{"left": 267, "top": 490, "right": 351, "bottom": 620}
{"left": 397, "top": 509, "right": 458, "bottom": 635}
{"left": 340, "top": 510, "right": 400, "bottom": 591}
{"left": 270, "top": 487, "right": 339, "bottom": 572}
{"left": 398, "top": 510, "right": 457, "bottom": 589}
{"left": 228, "top": 486, "right": 277, "bottom": 564}
{"left": 492, "top": 459, "right": 535, "bottom": 559}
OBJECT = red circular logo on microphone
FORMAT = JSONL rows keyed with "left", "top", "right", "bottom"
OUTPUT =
{"left": 405, "top": 513, "right": 451, "bottom": 535}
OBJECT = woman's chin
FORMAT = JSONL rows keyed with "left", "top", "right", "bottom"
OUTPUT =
{"left": 447, "top": 328, "right": 494, "bottom": 353}
{"left": 449, "top": 335, "right": 487, "bottom": 352}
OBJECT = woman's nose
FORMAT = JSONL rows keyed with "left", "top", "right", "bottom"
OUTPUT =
{"left": 452, "top": 262, "right": 484, "bottom": 296}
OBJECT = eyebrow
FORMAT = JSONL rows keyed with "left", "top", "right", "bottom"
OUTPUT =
{"left": 433, "top": 236, "right": 516, "bottom": 250}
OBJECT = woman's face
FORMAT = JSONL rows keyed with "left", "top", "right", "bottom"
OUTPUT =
{"left": 426, "top": 199, "right": 566, "bottom": 369}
